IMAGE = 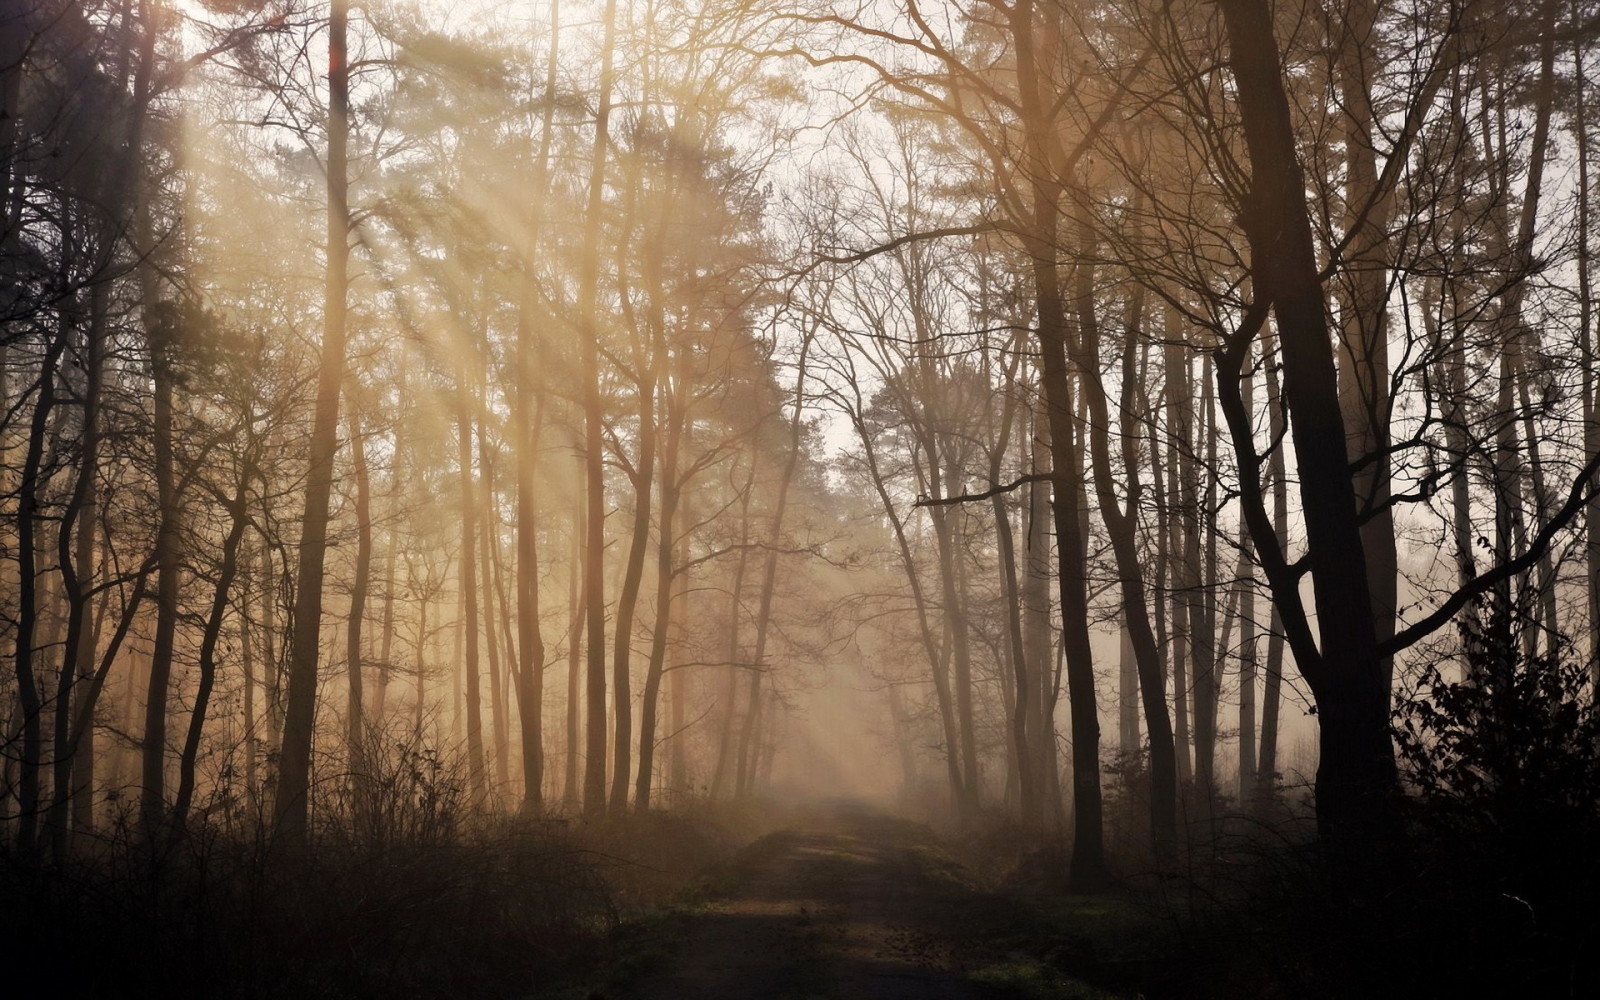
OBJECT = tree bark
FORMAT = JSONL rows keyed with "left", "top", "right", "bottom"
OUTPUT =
{"left": 564, "top": 459, "right": 584, "bottom": 806}
{"left": 141, "top": 297, "right": 181, "bottom": 842}
{"left": 50, "top": 279, "right": 104, "bottom": 856}
{"left": 276, "top": 0, "right": 352, "bottom": 846}
{"left": 174, "top": 483, "right": 248, "bottom": 831}
{"left": 608, "top": 356, "right": 656, "bottom": 811}
{"left": 1163, "top": 336, "right": 1194, "bottom": 789}
{"left": 346, "top": 409, "right": 371, "bottom": 782}
{"left": 12, "top": 330, "right": 67, "bottom": 858}
{"left": 457, "top": 395, "right": 486, "bottom": 804}
{"left": 710, "top": 459, "right": 757, "bottom": 800}
{"left": 1214, "top": 0, "right": 1399, "bottom": 863}
{"left": 413, "top": 566, "right": 430, "bottom": 742}
{"left": 1578, "top": 33, "right": 1600, "bottom": 688}
{"left": 1023, "top": 420, "right": 1058, "bottom": 831}
{"left": 1069, "top": 231, "right": 1178, "bottom": 856}
{"left": 579, "top": 0, "right": 619, "bottom": 816}
{"left": 1334, "top": 0, "right": 1399, "bottom": 700}
{"left": 988, "top": 339, "right": 1035, "bottom": 825}
{"left": 375, "top": 525, "right": 397, "bottom": 721}
{"left": 513, "top": 0, "right": 561, "bottom": 815}
{"left": 635, "top": 376, "right": 681, "bottom": 810}
{"left": 1257, "top": 347, "right": 1288, "bottom": 800}
{"left": 479, "top": 420, "right": 509, "bottom": 793}
{"left": 1015, "top": 0, "right": 1107, "bottom": 885}
{"left": 242, "top": 544, "right": 259, "bottom": 805}
{"left": 1190, "top": 356, "right": 1219, "bottom": 823}
{"left": 1237, "top": 354, "right": 1258, "bottom": 800}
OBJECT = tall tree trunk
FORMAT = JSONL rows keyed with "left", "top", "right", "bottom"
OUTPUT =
{"left": 242, "top": 546, "right": 258, "bottom": 805}
{"left": 13, "top": 331, "right": 67, "bottom": 857}
{"left": 1335, "top": 0, "right": 1399, "bottom": 700}
{"left": 277, "top": 0, "right": 351, "bottom": 846}
{"left": 749, "top": 694, "right": 776, "bottom": 796}
{"left": 914, "top": 420, "right": 977, "bottom": 817}
{"left": 1070, "top": 234, "right": 1178, "bottom": 857}
{"left": 50, "top": 285, "right": 104, "bottom": 856}
{"left": 989, "top": 343, "right": 1035, "bottom": 825}
{"left": 1214, "top": 0, "right": 1398, "bottom": 862}
{"left": 1023, "top": 418, "right": 1057, "bottom": 831}
{"left": 1257, "top": 330, "right": 1289, "bottom": 803}
{"left": 635, "top": 378, "right": 681, "bottom": 810}
{"left": 1190, "top": 356, "right": 1219, "bottom": 824}
{"left": 261, "top": 544, "right": 284, "bottom": 752}
{"left": 710, "top": 460, "right": 757, "bottom": 800}
{"left": 1495, "top": 7, "right": 1558, "bottom": 661}
{"left": 135, "top": 10, "right": 177, "bottom": 834}
{"left": 846, "top": 368, "right": 965, "bottom": 810}
{"left": 943, "top": 462, "right": 982, "bottom": 816}
{"left": 1431, "top": 64, "right": 1478, "bottom": 607}
{"left": 668, "top": 505, "right": 689, "bottom": 801}
{"left": 737, "top": 333, "right": 814, "bottom": 800}
{"left": 227, "top": 478, "right": 256, "bottom": 787}
{"left": 174, "top": 485, "right": 248, "bottom": 831}
{"left": 375, "top": 525, "right": 397, "bottom": 721}
{"left": 609, "top": 375, "right": 656, "bottom": 810}
{"left": 579, "top": 0, "right": 619, "bottom": 816}
{"left": 1148, "top": 350, "right": 1174, "bottom": 769}
{"left": 457, "top": 397, "right": 486, "bottom": 804}
{"left": 1578, "top": 33, "right": 1600, "bottom": 688}
{"left": 1014, "top": 83, "right": 1108, "bottom": 888}
{"left": 56, "top": 0, "right": 154, "bottom": 856}
{"left": 564, "top": 463, "right": 584, "bottom": 806}
{"left": 346, "top": 409, "right": 371, "bottom": 782}
{"left": 884, "top": 675, "right": 919, "bottom": 795}
{"left": 1163, "top": 336, "right": 1194, "bottom": 789}
{"left": 514, "top": 0, "right": 560, "bottom": 814}
{"left": 1237, "top": 351, "right": 1259, "bottom": 800}
{"left": 413, "top": 570, "right": 429, "bottom": 742}
{"left": 260, "top": 542, "right": 284, "bottom": 766}
{"left": 479, "top": 422, "right": 509, "bottom": 793}
{"left": 490, "top": 508, "right": 519, "bottom": 733}
{"left": 141, "top": 303, "right": 180, "bottom": 842}
{"left": 513, "top": 379, "right": 548, "bottom": 811}
{"left": 1117, "top": 635, "right": 1137, "bottom": 757}
{"left": 1519, "top": 383, "right": 1558, "bottom": 652}
{"left": 452, "top": 590, "right": 463, "bottom": 739}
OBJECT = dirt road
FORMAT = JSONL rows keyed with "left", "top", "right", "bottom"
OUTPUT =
{"left": 622, "top": 802, "right": 1013, "bottom": 1000}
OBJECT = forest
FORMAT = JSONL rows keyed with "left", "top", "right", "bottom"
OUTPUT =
{"left": 4, "top": 0, "right": 1600, "bottom": 997}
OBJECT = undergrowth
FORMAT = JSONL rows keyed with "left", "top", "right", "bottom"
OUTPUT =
{"left": 1, "top": 724, "right": 766, "bottom": 999}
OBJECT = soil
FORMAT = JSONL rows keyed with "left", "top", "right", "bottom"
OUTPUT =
{"left": 620, "top": 800, "right": 1014, "bottom": 1000}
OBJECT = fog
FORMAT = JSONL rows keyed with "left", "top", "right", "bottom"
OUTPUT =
{"left": 4, "top": 1, "right": 1599, "bottom": 997}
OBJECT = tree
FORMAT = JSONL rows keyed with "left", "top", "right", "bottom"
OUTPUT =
{"left": 277, "top": 0, "right": 352, "bottom": 846}
{"left": 578, "top": 0, "right": 619, "bottom": 816}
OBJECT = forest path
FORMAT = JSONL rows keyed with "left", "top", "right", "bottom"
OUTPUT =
{"left": 622, "top": 801, "right": 1014, "bottom": 1000}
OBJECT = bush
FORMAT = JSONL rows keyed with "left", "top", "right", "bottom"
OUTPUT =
{"left": 1396, "top": 620, "right": 1600, "bottom": 842}
{"left": 0, "top": 731, "right": 749, "bottom": 999}
{"left": 1385, "top": 610, "right": 1600, "bottom": 996}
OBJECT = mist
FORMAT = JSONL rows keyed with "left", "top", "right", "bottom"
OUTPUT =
{"left": 4, "top": 1, "right": 1599, "bottom": 997}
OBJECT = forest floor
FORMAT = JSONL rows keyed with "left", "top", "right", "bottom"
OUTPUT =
{"left": 17, "top": 794, "right": 1592, "bottom": 997}
{"left": 598, "top": 801, "right": 1156, "bottom": 1000}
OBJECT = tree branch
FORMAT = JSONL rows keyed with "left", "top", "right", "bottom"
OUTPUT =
{"left": 1381, "top": 445, "right": 1600, "bottom": 657}
{"left": 914, "top": 473, "right": 1053, "bottom": 508}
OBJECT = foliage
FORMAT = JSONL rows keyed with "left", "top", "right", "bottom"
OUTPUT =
{"left": 1395, "top": 614, "right": 1600, "bottom": 843}
{"left": 1374, "top": 612, "right": 1600, "bottom": 997}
